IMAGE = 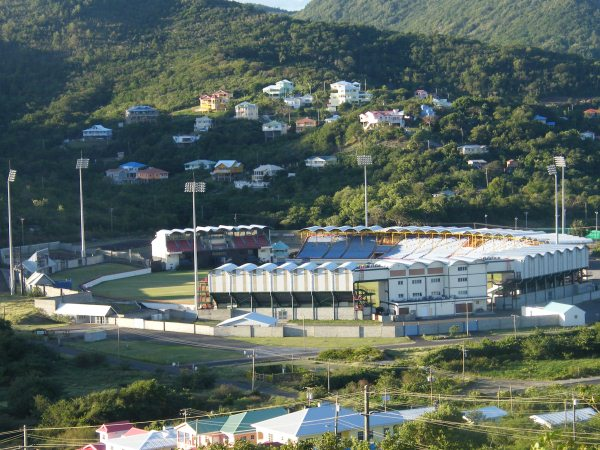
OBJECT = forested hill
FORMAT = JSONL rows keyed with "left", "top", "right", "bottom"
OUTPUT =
{"left": 0, "top": 0, "right": 600, "bottom": 242}
{"left": 296, "top": 0, "right": 600, "bottom": 59}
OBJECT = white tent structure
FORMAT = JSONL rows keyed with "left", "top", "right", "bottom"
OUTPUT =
{"left": 530, "top": 407, "right": 597, "bottom": 428}
{"left": 216, "top": 312, "right": 277, "bottom": 327}
{"left": 522, "top": 302, "right": 585, "bottom": 326}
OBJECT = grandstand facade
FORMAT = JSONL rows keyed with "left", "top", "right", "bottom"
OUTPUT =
{"left": 207, "top": 226, "right": 594, "bottom": 320}
{"left": 151, "top": 225, "right": 271, "bottom": 270}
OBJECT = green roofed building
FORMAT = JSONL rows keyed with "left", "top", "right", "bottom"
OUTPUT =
{"left": 586, "top": 230, "right": 600, "bottom": 241}
{"left": 174, "top": 407, "right": 287, "bottom": 449}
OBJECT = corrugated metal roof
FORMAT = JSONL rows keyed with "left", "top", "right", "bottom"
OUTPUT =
{"left": 530, "top": 407, "right": 597, "bottom": 428}
{"left": 55, "top": 303, "right": 115, "bottom": 317}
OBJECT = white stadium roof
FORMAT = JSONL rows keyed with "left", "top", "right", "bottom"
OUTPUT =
{"left": 156, "top": 224, "right": 268, "bottom": 237}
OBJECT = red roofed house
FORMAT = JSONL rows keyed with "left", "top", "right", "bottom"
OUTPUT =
{"left": 584, "top": 108, "right": 600, "bottom": 119}
{"left": 295, "top": 117, "right": 317, "bottom": 133}
{"left": 96, "top": 422, "right": 134, "bottom": 443}
{"left": 78, "top": 445, "right": 105, "bottom": 450}
{"left": 359, "top": 110, "right": 406, "bottom": 130}
{"left": 136, "top": 167, "right": 169, "bottom": 182}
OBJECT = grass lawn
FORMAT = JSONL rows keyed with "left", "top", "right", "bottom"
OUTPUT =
{"left": 229, "top": 336, "right": 411, "bottom": 348}
{"left": 65, "top": 336, "right": 239, "bottom": 365}
{"left": 91, "top": 270, "right": 206, "bottom": 303}
{"left": 469, "top": 357, "right": 600, "bottom": 381}
{"left": 0, "top": 295, "right": 66, "bottom": 330}
{"left": 53, "top": 263, "right": 140, "bottom": 288}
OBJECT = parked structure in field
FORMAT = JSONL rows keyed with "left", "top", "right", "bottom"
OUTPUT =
{"left": 83, "top": 124, "right": 112, "bottom": 140}
{"left": 328, "top": 81, "right": 372, "bottom": 110}
{"left": 208, "top": 225, "right": 593, "bottom": 320}
{"left": 359, "top": 110, "right": 406, "bottom": 130}
{"left": 125, "top": 105, "right": 159, "bottom": 124}
{"left": 235, "top": 102, "right": 259, "bottom": 120}
{"left": 263, "top": 80, "right": 294, "bottom": 98}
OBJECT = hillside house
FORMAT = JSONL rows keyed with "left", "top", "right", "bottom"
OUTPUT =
{"left": 359, "top": 110, "right": 406, "bottom": 130}
{"left": 305, "top": 156, "right": 337, "bottom": 168}
{"left": 263, "top": 79, "right": 294, "bottom": 98}
{"left": 105, "top": 168, "right": 129, "bottom": 184}
{"left": 328, "top": 81, "right": 372, "bottom": 110}
{"left": 234, "top": 180, "right": 270, "bottom": 189}
{"left": 184, "top": 159, "right": 216, "bottom": 171}
{"left": 415, "top": 89, "right": 429, "bottom": 99}
{"left": 194, "top": 116, "right": 213, "bottom": 133}
{"left": 136, "top": 167, "right": 168, "bottom": 182}
{"left": 199, "top": 90, "right": 232, "bottom": 113}
{"left": 324, "top": 115, "right": 341, "bottom": 123}
{"left": 173, "top": 135, "right": 200, "bottom": 145}
{"left": 467, "top": 159, "right": 487, "bottom": 169}
{"left": 295, "top": 117, "right": 317, "bottom": 133}
{"left": 175, "top": 417, "right": 227, "bottom": 449}
{"left": 584, "top": 108, "right": 600, "bottom": 119}
{"left": 432, "top": 189, "right": 456, "bottom": 198}
{"left": 252, "top": 164, "right": 284, "bottom": 181}
{"left": 107, "top": 161, "right": 146, "bottom": 183}
{"left": 581, "top": 131, "right": 595, "bottom": 140}
{"left": 533, "top": 114, "right": 548, "bottom": 124}
{"left": 433, "top": 98, "right": 452, "bottom": 108}
{"left": 284, "top": 94, "right": 313, "bottom": 109}
{"left": 506, "top": 159, "right": 519, "bottom": 172}
{"left": 262, "top": 121, "right": 288, "bottom": 139}
{"left": 82, "top": 124, "right": 112, "bottom": 140}
{"left": 211, "top": 160, "right": 244, "bottom": 181}
{"left": 125, "top": 105, "right": 159, "bottom": 124}
{"left": 459, "top": 144, "right": 488, "bottom": 155}
{"left": 235, "top": 102, "right": 259, "bottom": 120}
{"left": 420, "top": 104, "right": 435, "bottom": 119}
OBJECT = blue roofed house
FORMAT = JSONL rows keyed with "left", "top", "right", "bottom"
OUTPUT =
{"left": 175, "top": 416, "right": 228, "bottom": 449}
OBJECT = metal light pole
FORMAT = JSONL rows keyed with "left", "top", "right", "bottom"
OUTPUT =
{"left": 7, "top": 169, "right": 16, "bottom": 295}
{"left": 554, "top": 156, "right": 566, "bottom": 234}
{"left": 244, "top": 349, "right": 256, "bottom": 391}
{"left": 76, "top": 157, "right": 90, "bottom": 259}
{"left": 185, "top": 180, "right": 206, "bottom": 315}
{"left": 596, "top": 211, "right": 598, "bottom": 231}
{"left": 357, "top": 155, "right": 373, "bottom": 227}
{"left": 484, "top": 214, "right": 488, "bottom": 227}
{"left": 548, "top": 165, "right": 559, "bottom": 244}
{"left": 514, "top": 217, "right": 518, "bottom": 230}
{"left": 20, "top": 218, "right": 24, "bottom": 295}
{"left": 524, "top": 211, "right": 528, "bottom": 229}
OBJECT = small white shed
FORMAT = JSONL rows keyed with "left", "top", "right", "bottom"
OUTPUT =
{"left": 521, "top": 302, "right": 585, "bottom": 327}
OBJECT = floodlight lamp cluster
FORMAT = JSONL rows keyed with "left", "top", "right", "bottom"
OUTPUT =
{"left": 356, "top": 155, "right": 373, "bottom": 166}
{"left": 547, "top": 164, "right": 557, "bottom": 176}
{"left": 7, "top": 170, "right": 16, "bottom": 182}
{"left": 184, "top": 181, "right": 206, "bottom": 193}
{"left": 553, "top": 156, "right": 566, "bottom": 168}
{"left": 76, "top": 158, "right": 90, "bottom": 169}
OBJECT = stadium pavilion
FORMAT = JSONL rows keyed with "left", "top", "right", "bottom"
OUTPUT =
{"left": 207, "top": 225, "right": 594, "bottom": 320}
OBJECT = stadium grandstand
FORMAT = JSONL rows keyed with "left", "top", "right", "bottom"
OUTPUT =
{"left": 151, "top": 225, "right": 271, "bottom": 270}
{"left": 208, "top": 225, "right": 598, "bottom": 321}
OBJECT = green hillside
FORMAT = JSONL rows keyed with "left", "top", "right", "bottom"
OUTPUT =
{"left": 0, "top": 0, "right": 599, "bottom": 244}
{"left": 296, "top": 0, "right": 600, "bottom": 59}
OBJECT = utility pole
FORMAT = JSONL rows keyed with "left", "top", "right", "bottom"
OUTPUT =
{"left": 363, "top": 384, "right": 370, "bottom": 442}
{"left": 465, "top": 305, "right": 469, "bottom": 337}
{"left": 334, "top": 395, "right": 339, "bottom": 435}
{"left": 327, "top": 361, "right": 331, "bottom": 393}
{"left": 462, "top": 342, "right": 466, "bottom": 380}
{"left": 511, "top": 314, "right": 517, "bottom": 338}
{"left": 117, "top": 324, "right": 120, "bottom": 360}
{"left": 244, "top": 349, "right": 256, "bottom": 391}
{"left": 23, "top": 425, "right": 27, "bottom": 450}
{"left": 428, "top": 367, "right": 434, "bottom": 404}
{"left": 572, "top": 397, "right": 577, "bottom": 441}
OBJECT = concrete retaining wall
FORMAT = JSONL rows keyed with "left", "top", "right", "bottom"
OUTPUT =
{"left": 164, "top": 322, "right": 196, "bottom": 334}
{"left": 82, "top": 268, "right": 151, "bottom": 289}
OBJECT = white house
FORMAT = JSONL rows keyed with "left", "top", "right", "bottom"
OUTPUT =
{"left": 580, "top": 131, "right": 595, "bottom": 140}
{"left": 184, "top": 159, "right": 216, "bottom": 171}
{"left": 252, "top": 164, "right": 285, "bottom": 181}
{"left": 467, "top": 159, "right": 488, "bottom": 169}
{"left": 54, "top": 303, "right": 117, "bottom": 324}
{"left": 328, "top": 81, "right": 372, "bottom": 110}
{"left": 459, "top": 145, "right": 488, "bottom": 155}
{"left": 234, "top": 180, "right": 270, "bottom": 189}
{"left": 530, "top": 408, "right": 597, "bottom": 429}
{"left": 83, "top": 124, "right": 112, "bottom": 140}
{"left": 415, "top": 89, "right": 429, "bottom": 99}
{"left": 359, "top": 110, "right": 406, "bottom": 130}
{"left": 305, "top": 156, "right": 337, "bottom": 168}
{"left": 263, "top": 80, "right": 294, "bottom": 98}
{"left": 324, "top": 115, "right": 341, "bottom": 123}
{"left": 103, "top": 428, "right": 177, "bottom": 450}
{"left": 173, "top": 135, "right": 200, "bottom": 145}
{"left": 235, "top": 102, "right": 259, "bottom": 120}
{"left": 194, "top": 116, "right": 213, "bottom": 133}
{"left": 522, "top": 302, "right": 585, "bottom": 327}
{"left": 284, "top": 94, "right": 313, "bottom": 109}
{"left": 262, "top": 121, "right": 288, "bottom": 139}
{"left": 433, "top": 98, "right": 452, "bottom": 108}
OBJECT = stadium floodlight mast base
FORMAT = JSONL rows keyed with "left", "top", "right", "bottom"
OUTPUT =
{"left": 76, "top": 157, "right": 90, "bottom": 259}
{"left": 185, "top": 180, "right": 206, "bottom": 315}
{"left": 7, "top": 169, "right": 16, "bottom": 295}
{"left": 553, "top": 156, "right": 566, "bottom": 235}
{"left": 547, "top": 164, "right": 559, "bottom": 244}
{"left": 357, "top": 155, "right": 373, "bottom": 227}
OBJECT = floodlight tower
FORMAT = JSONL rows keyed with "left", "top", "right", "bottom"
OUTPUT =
{"left": 185, "top": 180, "right": 206, "bottom": 315}
{"left": 76, "top": 157, "right": 90, "bottom": 259}
{"left": 7, "top": 169, "right": 16, "bottom": 295}
{"left": 547, "top": 164, "right": 559, "bottom": 244}
{"left": 357, "top": 155, "right": 373, "bottom": 227}
{"left": 553, "top": 156, "right": 566, "bottom": 234}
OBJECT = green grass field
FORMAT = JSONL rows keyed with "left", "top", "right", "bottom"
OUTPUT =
{"left": 468, "top": 357, "right": 600, "bottom": 381}
{"left": 53, "top": 263, "right": 140, "bottom": 288}
{"left": 66, "top": 336, "right": 239, "bottom": 364}
{"left": 0, "top": 295, "right": 66, "bottom": 329}
{"left": 90, "top": 270, "right": 207, "bottom": 303}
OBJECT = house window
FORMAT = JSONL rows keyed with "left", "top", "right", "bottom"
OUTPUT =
{"left": 251, "top": 435, "right": 255, "bottom": 440}
{"left": 413, "top": 292, "right": 423, "bottom": 297}
{"left": 397, "top": 280, "right": 404, "bottom": 285}
{"left": 398, "top": 294, "right": 404, "bottom": 299}
{"left": 458, "top": 266, "right": 468, "bottom": 272}
{"left": 431, "top": 277, "right": 441, "bottom": 283}
{"left": 458, "top": 277, "right": 468, "bottom": 283}
{"left": 268, "top": 434, "right": 273, "bottom": 442}
{"left": 411, "top": 279, "right": 422, "bottom": 285}
{"left": 277, "top": 310, "right": 288, "bottom": 320}
{"left": 431, "top": 291, "right": 441, "bottom": 296}
{"left": 458, "top": 290, "right": 468, "bottom": 295}
{"left": 358, "top": 431, "right": 365, "bottom": 441}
